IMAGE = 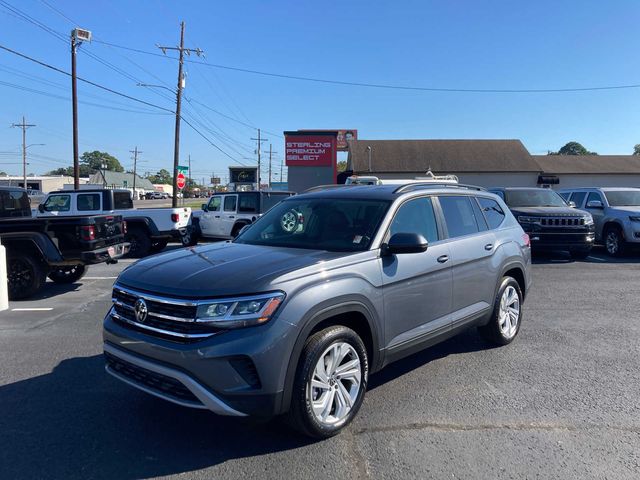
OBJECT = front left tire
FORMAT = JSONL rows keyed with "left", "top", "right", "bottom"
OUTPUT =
{"left": 288, "top": 326, "right": 368, "bottom": 439}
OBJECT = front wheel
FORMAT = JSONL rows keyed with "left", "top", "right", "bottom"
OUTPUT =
{"left": 479, "top": 276, "right": 523, "bottom": 345}
{"left": 7, "top": 253, "right": 46, "bottom": 300}
{"left": 288, "top": 326, "right": 368, "bottom": 438}
{"left": 48, "top": 264, "right": 86, "bottom": 284}
{"left": 604, "top": 226, "right": 625, "bottom": 257}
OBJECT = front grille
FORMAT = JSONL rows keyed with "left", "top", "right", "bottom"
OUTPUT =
{"left": 111, "top": 285, "right": 219, "bottom": 343}
{"left": 104, "top": 351, "right": 202, "bottom": 405}
{"left": 539, "top": 217, "right": 585, "bottom": 227}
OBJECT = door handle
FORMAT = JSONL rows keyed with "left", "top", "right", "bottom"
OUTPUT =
{"left": 214, "top": 215, "right": 220, "bottom": 218}
{"left": 484, "top": 244, "right": 494, "bottom": 251}
{"left": 228, "top": 216, "right": 235, "bottom": 219}
{"left": 437, "top": 255, "right": 449, "bottom": 263}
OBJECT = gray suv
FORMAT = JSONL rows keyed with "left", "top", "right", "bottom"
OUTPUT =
{"left": 559, "top": 187, "right": 640, "bottom": 256}
{"left": 103, "top": 183, "right": 532, "bottom": 438}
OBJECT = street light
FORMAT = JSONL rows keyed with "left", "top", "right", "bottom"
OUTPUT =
{"left": 136, "top": 83, "right": 176, "bottom": 94}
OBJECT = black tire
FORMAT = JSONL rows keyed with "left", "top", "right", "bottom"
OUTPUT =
{"left": 125, "top": 227, "right": 151, "bottom": 258}
{"left": 150, "top": 239, "right": 169, "bottom": 254}
{"left": 181, "top": 226, "right": 199, "bottom": 247}
{"left": 7, "top": 253, "right": 46, "bottom": 300}
{"left": 569, "top": 247, "right": 591, "bottom": 260}
{"left": 604, "top": 225, "right": 625, "bottom": 257}
{"left": 479, "top": 276, "right": 523, "bottom": 346}
{"left": 47, "top": 264, "right": 86, "bottom": 284}
{"left": 231, "top": 223, "right": 248, "bottom": 239}
{"left": 287, "top": 326, "right": 368, "bottom": 439}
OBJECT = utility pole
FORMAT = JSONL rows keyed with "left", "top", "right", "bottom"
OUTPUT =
{"left": 11, "top": 117, "right": 36, "bottom": 190}
{"left": 157, "top": 21, "right": 204, "bottom": 207}
{"left": 188, "top": 154, "right": 191, "bottom": 191}
{"left": 129, "top": 146, "right": 142, "bottom": 198}
{"left": 70, "top": 28, "right": 91, "bottom": 189}
{"left": 250, "top": 129, "right": 268, "bottom": 191}
{"left": 280, "top": 158, "right": 284, "bottom": 185}
{"left": 267, "top": 144, "right": 278, "bottom": 190}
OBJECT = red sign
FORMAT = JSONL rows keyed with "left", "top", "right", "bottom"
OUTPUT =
{"left": 176, "top": 172, "right": 186, "bottom": 190}
{"left": 285, "top": 135, "right": 336, "bottom": 167}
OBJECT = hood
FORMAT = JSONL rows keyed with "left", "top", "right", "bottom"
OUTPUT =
{"left": 116, "top": 242, "right": 344, "bottom": 298}
{"left": 508, "top": 206, "right": 588, "bottom": 216}
{"left": 612, "top": 206, "right": 640, "bottom": 214}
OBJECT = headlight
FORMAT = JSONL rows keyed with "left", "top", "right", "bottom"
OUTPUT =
{"left": 518, "top": 216, "right": 539, "bottom": 224}
{"left": 583, "top": 216, "right": 594, "bottom": 225}
{"left": 629, "top": 216, "right": 640, "bottom": 222}
{"left": 195, "top": 292, "right": 285, "bottom": 329}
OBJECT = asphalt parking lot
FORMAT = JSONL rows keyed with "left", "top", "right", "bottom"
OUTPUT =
{"left": 1, "top": 247, "right": 639, "bottom": 479}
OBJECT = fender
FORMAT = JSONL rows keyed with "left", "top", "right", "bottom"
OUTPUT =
{"left": 123, "top": 217, "right": 161, "bottom": 237}
{"left": 278, "top": 297, "right": 382, "bottom": 414}
{"left": 0, "top": 232, "right": 62, "bottom": 263}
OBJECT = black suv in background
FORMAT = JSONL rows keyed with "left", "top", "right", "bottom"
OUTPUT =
{"left": 490, "top": 187, "right": 595, "bottom": 258}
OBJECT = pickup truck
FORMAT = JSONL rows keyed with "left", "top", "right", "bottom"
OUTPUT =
{"left": 0, "top": 186, "right": 129, "bottom": 299}
{"left": 184, "top": 190, "right": 294, "bottom": 245}
{"left": 37, "top": 189, "right": 191, "bottom": 257}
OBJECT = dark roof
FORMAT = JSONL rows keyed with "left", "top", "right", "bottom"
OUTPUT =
{"left": 532, "top": 155, "right": 640, "bottom": 174}
{"left": 348, "top": 139, "right": 540, "bottom": 173}
{"left": 88, "top": 171, "right": 154, "bottom": 190}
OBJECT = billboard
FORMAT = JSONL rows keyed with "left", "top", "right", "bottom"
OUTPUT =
{"left": 229, "top": 167, "right": 257, "bottom": 183}
{"left": 298, "top": 129, "right": 357, "bottom": 151}
{"left": 285, "top": 135, "right": 336, "bottom": 167}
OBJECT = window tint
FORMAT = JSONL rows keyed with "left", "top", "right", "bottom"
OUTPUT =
{"left": 559, "top": 192, "right": 570, "bottom": 200}
{"left": 207, "top": 197, "right": 221, "bottom": 211}
{"left": 390, "top": 197, "right": 438, "bottom": 243}
{"left": 439, "top": 196, "right": 480, "bottom": 238}
{"left": 471, "top": 198, "right": 489, "bottom": 231}
{"left": 477, "top": 197, "right": 506, "bottom": 229}
{"left": 77, "top": 193, "right": 101, "bottom": 211}
{"left": 43, "top": 194, "right": 71, "bottom": 212}
{"left": 568, "top": 192, "right": 587, "bottom": 207}
{"left": 261, "top": 193, "right": 292, "bottom": 212}
{"left": 586, "top": 192, "right": 603, "bottom": 206}
{"left": 224, "top": 195, "right": 237, "bottom": 212}
{"left": 238, "top": 194, "right": 258, "bottom": 213}
{"left": 113, "top": 191, "right": 133, "bottom": 209}
{"left": 0, "top": 190, "right": 30, "bottom": 217}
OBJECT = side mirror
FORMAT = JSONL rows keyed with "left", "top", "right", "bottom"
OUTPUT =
{"left": 201, "top": 203, "right": 208, "bottom": 212}
{"left": 568, "top": 201, "right": 577, "bottom": 208}
{"left": 383, "top": 232, "right": 429, "bottom": 255}
{"left": 38, "top": 204, "right": 45, "bottom": 213}
{"left": 586, "top": 200, "right": 603, "bottom": 209}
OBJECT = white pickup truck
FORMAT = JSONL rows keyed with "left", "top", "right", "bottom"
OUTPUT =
{"left": 37, "top": 189, "right": 191, "bottom": 257}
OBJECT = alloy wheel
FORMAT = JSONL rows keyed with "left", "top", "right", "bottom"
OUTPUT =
{"left": 498, "top": 285, "right": 520, "bottom": 339}
{"left": 606, "top": 231, "right": 619, "bottom": 255}
{"left": 307, "top": 342, "right": 362, "bottom": 427}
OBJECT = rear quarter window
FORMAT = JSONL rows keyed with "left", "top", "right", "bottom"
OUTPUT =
{"left": 113, "top": 192, "right": 133, "bottom": 209}
{"left": 477, "top": 197, "right": 506, "bottom": 229}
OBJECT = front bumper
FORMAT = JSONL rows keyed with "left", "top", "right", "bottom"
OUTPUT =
{"left": 525, "top": 231, "right": 595, "bottom": 250}
{"left": 103, "top": 342, "right": 247, "bottom": 416}
{"left": 81, "top": 242, "right": 130, "bottom": 264}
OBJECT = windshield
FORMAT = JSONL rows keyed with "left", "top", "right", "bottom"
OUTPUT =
{"left": 604, "top": 191, "right": 640, "bottom": 207}
{"left": 504, "top": 189, "right": 567, "bottom": 208}
{"left": 235, "top": 198, "right": 390, "bottom": 252}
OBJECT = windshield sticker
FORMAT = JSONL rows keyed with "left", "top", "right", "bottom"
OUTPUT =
{"left": 353, "top": 235, "right": 363, "bottom": 244}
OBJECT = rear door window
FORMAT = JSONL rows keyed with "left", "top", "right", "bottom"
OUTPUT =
{"left": 477, "top": 197, "right": 506, "bottom": 229}
{"left": 238, "top": 194, "right": 258, "bottom": 213}
{"left": 438, "top": 196, "right": 480, "bottom": 238}
{"left": 77, "top": 193, "right": 101, "bottom": 211}
{"left": 224, "top": 195, "right": 237, "bottom": 212}
{"left": 113, "top": 191, "right": 133, "bottom": 209}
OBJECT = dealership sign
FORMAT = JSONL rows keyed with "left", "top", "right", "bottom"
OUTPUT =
{"left": 285, "top": 135, "right": 336, "bottom": 167}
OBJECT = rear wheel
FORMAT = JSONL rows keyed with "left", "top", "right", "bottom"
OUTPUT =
{"left": 288, "top": 326, "right": 368, "bottom": 438}
{"left": 125, "top": 227, "right": 151, "bottom": 258}
{"left": 48, "top": 264, "right": 86, "bottom": 284}
{"left": 479, "top": 276, "right": 523, "bottom": 345}
{"left": 7, "top": 253, "right": 46, "bottom": 300}
{"left": 604, "top": 225, "right": 625, "bottom": 257}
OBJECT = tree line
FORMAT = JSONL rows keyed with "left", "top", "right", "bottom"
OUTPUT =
{"left": 549, "top": 141, "right": 640, "bottom": 156}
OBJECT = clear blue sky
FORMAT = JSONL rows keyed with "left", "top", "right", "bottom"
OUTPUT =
{"left": 1, "top": 0, "right": 639, "bottom": 181}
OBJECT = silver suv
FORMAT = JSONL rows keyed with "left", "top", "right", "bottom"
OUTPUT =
{"left": 103, "top": 183, "right": 532, "bottom": 438}
{"left": 559, "top": 187, "right": 640, "bottom": 256}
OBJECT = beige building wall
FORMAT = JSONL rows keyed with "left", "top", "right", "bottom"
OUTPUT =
{"left": 373, "top": 172, "right": 539, "bottom": 188}
{"left": 551, "top": 174, "right": 640, "bottom": 189}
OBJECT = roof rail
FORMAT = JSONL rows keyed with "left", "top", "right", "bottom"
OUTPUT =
{"left": 302, "top": 184, "right": 355, "bottom": 193}
{"left": 393, "top": 183, "right": 486, "bottom": 194}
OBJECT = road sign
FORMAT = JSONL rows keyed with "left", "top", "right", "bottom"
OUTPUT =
{"left": 177, "top": 172, "right": 186, "bottom": 190}
{"left": 177, "top": 165, "right": 189, "bottom": 174}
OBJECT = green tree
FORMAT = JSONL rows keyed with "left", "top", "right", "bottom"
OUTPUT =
{"left": 45, "top": 165, "right": 92, "bottom": 176}
{"left": 633, "top": 144, "right": 640, "bottom": 155}
{"left": 80, "top": 151, "right": 124, "bottom": 173}
{"left": 548, "top": 142, "right": 597, "bottom": 155}
{"left": 0, "top": 171, "right": 6, "bottom": 176}
{"left": 337, "top": 160, "right": 348, "bottom": 172}
{"left": 147, "top": 169, "right": 172, "bottom": 184}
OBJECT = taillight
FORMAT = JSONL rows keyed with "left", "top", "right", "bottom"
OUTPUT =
{"left": 81, "top": 225, "right": 96, "bottom": 241}
{"left": 122, "top": 221, "right": 127, "bottom": 234}
{"left": 171, "top": 213, "right": 179, "bottom": 222}
{"left": 522, "top": 233, "right": 531, "bottom": 248}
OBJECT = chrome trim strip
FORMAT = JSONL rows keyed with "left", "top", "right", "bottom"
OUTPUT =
{"left": 110, "top": 309, "right": 215, "bottom": 339}
{"left": 112, "top": 299, "right": 196, "bottom": 323}
{"left": 103, "top": 343, "right": 247, "bottom": 416}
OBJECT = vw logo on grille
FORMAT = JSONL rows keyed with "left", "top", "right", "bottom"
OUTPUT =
{"left": 133, "top": 298, "right": 148, "bottom": 323}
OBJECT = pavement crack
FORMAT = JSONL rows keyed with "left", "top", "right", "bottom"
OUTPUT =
{"left": 353, "top": 421, "right": 640, "bottom": 435}
{"left": 345, "top": 431, "right": 371, "bottom": 479}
